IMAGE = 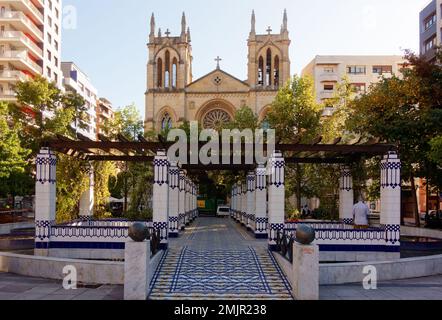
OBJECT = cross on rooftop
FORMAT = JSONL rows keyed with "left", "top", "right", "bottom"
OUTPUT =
{"left": 165, "top": 29, "right": 171, "bottom": 37}
{"left": 215, "top": 56, "right": 222, "bottom": 69}
{"left": 266, "top": 26, "right": 272, "bottom": 34}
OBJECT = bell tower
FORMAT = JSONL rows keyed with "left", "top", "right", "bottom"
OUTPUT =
{"left": 146, "top": 12, "right": 193, "bottom": 92}
{"left": 247, "top": 10, "right": 291, "bottom": 90}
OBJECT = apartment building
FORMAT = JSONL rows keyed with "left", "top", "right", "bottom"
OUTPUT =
{"left": 420, "top": 0, "right": 442, "bottom": 62}
{"left": 96, "top": 97, "right": 114, "bottom": 138}
{"left": 0, "top": 0, "right": 62, "bottom": 101}
{"left": 61, "top": 62, "right": 98, "bottom": 141}
{"left": 301, "top": 55, "right": 406, "bottom": 109}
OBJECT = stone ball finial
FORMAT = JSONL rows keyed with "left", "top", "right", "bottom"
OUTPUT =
{"left": 128, "top": 223, "right": 149, "bottom": 242}
{"left": 296, "top": 224, "right": 315, "bottom": 245}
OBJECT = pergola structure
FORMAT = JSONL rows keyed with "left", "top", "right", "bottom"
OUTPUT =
{"left": 35, "top": 135, "right": 401, "bottom": 261}
{"left": 44, "top": 135, "right": 396, "bottom": 170}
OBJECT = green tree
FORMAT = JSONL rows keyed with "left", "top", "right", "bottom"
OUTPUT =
{"left": 347, "top": 50, "right": 442, "bottom": 226}
{"left": 267, "top": 76, "right": 322, "bottom": 214}
{"left": 0, "top": 102, "right": 30, "bottom": 179}
{"left": 429, "top": 136, "right": 442, "bottom": 165}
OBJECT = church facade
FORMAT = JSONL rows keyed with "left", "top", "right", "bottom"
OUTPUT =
{"left": 144, "top": 11, "right": 291, "bottom": 131}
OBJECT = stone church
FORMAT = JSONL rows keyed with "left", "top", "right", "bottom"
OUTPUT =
{"left": 144, "top": 11, "right": 291, "bottom": 131}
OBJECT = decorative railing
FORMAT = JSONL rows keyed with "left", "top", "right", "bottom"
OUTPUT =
{"left": 64, "top": 219, "right": 152, "bottom": 228}
{"left": 48, "top": 219, "right": 159, "bottom": 255}
{"left": 285, "top": 221, "right": 353, "bottom": 230}
{"left": 276, "top": 222, "right": 399, "bottom": 261}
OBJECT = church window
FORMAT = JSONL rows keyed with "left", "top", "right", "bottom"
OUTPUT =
{"left": 202, "top": 108, "right": 232, "bottom": 130}
{"left": 266, "top": 48, "right": 272, "bottom": 86}
{"left": 172, "top": 58, "right": 178, "bottom": 88}
{"left": 157, "top": 58, "right": 163, "bottom": 87}
{"left": 165, "top": 50, "right": 170, "bottom": 88}
{"left": 258, "top": 56, "right": 264, "bottom": 86}
{"left": 274, "top": 56, "right": 280, "bottom": 87}
{"left": 161, "top": 112, "right": 173, "bottom": 130}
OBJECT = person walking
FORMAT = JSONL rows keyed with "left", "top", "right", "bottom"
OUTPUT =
{"left": 352, "top": 196, "right": 370, "bottom": 229}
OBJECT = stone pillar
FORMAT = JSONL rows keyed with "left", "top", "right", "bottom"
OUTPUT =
{"left": 168, "top": 162, "right": 180, "bottom": 238}
{"left": 339, "top": 166, "right": 354, "bottom": 225}
{"left": 153, "top": 150, "right": 169, "bottom": 250}
{"left": 246, "top": 171, "right": 256, "bottom": 231}
{"left": 267, "top": 151, "right": 285, "bottom": 251}
{"left": 380, "top": 152, "right": 401, "bottom": 248}
{"left": 35, "top": 148, "right": 57, "bottom": 256}
{"left": 292, "top": 242, "right": 319, "bottom": 300}
{"left": 124, "top": 240, "right": 150, "bottom": 300}
{"left": 179, "top": 170, "right": 186, "bottom": 231}
{"left": 79, "top": 162, "right": 94, "bottom": 222}
{"left": 255, "top": 165, "right": 268, "bottom": 239}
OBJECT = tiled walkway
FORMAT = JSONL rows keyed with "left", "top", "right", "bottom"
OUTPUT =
{"left": 149, "top": 217, "right": 293, "bottom": 300}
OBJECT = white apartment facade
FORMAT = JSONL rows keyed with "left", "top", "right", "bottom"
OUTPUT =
{"left": 301, "top": 55, "right": 406, "bottom": 108}
{"left": 61, "top": 62, "right": 98, "bottom": 141}
{"left": 96, "top": 97, "right": 114, "bottom": 138}
{"left": 0, "top": 0, "right": 62, "bottom": 101}
{"left": 420, "top": 0, "right": 442, "bottom": 62}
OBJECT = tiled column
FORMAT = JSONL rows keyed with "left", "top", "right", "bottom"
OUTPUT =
{"left": 267, "top": 151, "right": 285, "bottom": 251}
{"left": 241, "top": 182, "right": 247, "bottom": 226}
{"left": 339, "top": 166, "right": 354, "bottom": 225}
{"left": 231, "top": 183, "right": 237, "bottom": 219}
{"left": 194, "top": 184, "right": 199, "bottom": 219}
{"left": 235, "top": 183, "right": 241, "bottom": 222}
{"left": 179, "top": 170, "right": 186, "bottom": 231}
{"left": 380, "top": 152, "right": 401, "bottom": 249}
{"left": 192, "top": 182, "right": 197, "bottom": 220}
{"left": 168, "top": 161, "right": 180, "bottom": 238}
{"left": 185, "top": 177, "right": 191, "bottom": 225}
{"left": 79, "top": 162, "right": 94, "bottom": 222}
{"left": 35, "top": 148, "right": 57, "bottom": 256}
{"left": 246, "top": 171, "right": 256, "bottom": 231}
{"left": 255, "top": 165, "right": 268, "bottom": 239}
{"left": 189, "top": 181, "right": 194, "bottom": 222}
{"left": 153, "top": 150, "right": 169, "bottom": 250}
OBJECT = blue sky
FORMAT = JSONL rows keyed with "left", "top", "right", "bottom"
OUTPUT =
{"left": 62, "top": 0, "right": 430, "bottom": 116}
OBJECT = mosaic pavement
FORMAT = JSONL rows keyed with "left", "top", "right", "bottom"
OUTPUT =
{"left": 149, "top": 218, "right": 293, "bottom": 300}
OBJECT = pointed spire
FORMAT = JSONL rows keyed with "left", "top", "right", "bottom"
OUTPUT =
{"left": 282, "top": 9, "right": 288, "bottom": 32}
{"left": 150, "top": 13, "right": 155, "bottom": 36}
{"left": 181, "top": 12, "right": 187, "bottom": 36}
{"left": 187, "top": 27, "right": 191, "bottom": 42}
{"left": 251, "top": 10, "right": 256, "bottom": 35}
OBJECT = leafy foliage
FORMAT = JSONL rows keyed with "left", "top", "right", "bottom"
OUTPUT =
{"left": 0, "top": 102, "right": 31, "bottom": 179}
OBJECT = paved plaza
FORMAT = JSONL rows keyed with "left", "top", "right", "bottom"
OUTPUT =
{"left": 1, "top": 217, "right": 442, "bottom": 300}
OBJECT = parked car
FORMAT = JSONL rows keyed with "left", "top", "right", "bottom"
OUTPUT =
{"left": 216, "top": 206, "right": 230, "bottom": 218}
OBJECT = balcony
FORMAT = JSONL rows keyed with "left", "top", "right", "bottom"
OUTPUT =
{"left": 319, "top": 90, "right": 335, "bottom": 99}
{"left": 0, "top": 31, "right": 43, "bottom": 57}
{"left": 319, "top": 73, "right": 339, "bottom": 82}
{"left": 2, "top": 0, "right": 44, "bottom": 24}
{"left": 0, "top": 11, "right": 44, "bottom": 41}
{"left": 0, "top": 50, "right": 43, "bottom": 74}
{"left": 0, "top": 70, "right": 30, "bottom": 82}
{"left": 0, "top": 89, "right": 17, "bottom": 101}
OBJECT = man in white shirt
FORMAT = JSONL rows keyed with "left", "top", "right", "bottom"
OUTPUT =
{"left": 352, "top": 197, "right": 370, "bottom": 229}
